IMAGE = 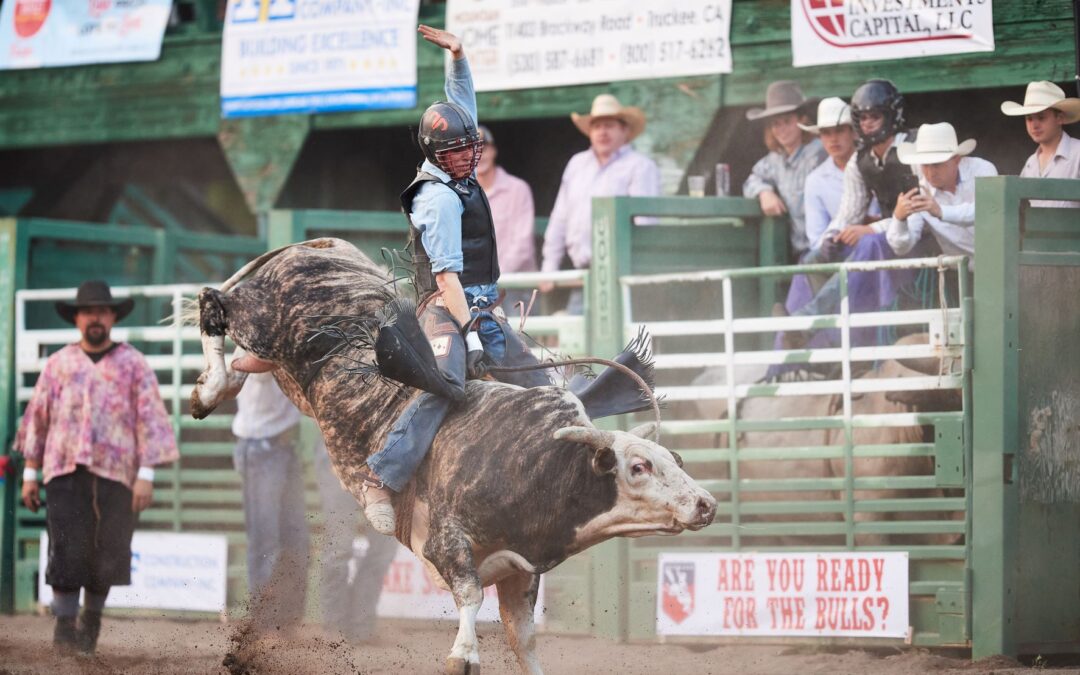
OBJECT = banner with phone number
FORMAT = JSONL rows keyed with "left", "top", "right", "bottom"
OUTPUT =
{"left": 446, "top": 0, "right": 732, "bottom": 93}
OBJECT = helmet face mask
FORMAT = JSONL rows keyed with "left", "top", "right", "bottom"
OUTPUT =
{"left": 850, "top": 79, "right": 905, "bottom": 148}
{"left": 418, "top": 101, "right": 483, "bottom": 180}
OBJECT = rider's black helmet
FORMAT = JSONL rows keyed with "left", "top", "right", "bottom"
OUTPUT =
{"left": 850, "top": 79, "right": 905, "bottom": 147}
{"left": 417, "top": 101, "right": 483, "bottom": 179}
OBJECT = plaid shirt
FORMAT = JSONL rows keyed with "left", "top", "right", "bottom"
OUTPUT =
{"left": 15, "top": 343, "right": 179, "bottom": 488}
{"left": 742, "top": 138, "right": 826, "bottom": 255}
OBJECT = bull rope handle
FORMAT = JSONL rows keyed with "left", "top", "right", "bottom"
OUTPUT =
{"left": 486, "top": 357, "right": 662, "bottom": 441}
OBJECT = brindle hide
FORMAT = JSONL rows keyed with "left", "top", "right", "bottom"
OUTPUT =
{"left": 190, "top": 239, "right": 715, "bottom": 675}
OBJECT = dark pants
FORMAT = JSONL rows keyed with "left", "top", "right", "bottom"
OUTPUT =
{"left": 45, "top": 466, "right": 135, "bottom": 591}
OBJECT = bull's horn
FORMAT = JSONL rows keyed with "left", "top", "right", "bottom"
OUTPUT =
{"left": 554, "top": 426, "right": 615, "bottom": 450}
{"left": 627, "top": 422, "right": 658, "bottom": 440}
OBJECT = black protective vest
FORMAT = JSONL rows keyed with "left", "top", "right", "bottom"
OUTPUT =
{"left": 401, "top": 171, "right": 500, "bottom": 298}
{"left": 856, "top": 129, "right": 918, "bottom": 217}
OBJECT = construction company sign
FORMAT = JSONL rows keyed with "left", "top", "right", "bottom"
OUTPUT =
{"left": 0, "top": 0, "right": 172, "bottom": 70}
{"left": 791, "top": 0, "right": 994, "bottom": 68}
{"left": 656, "top": 552, "right": 909, "bottom": 638}
{"left": 221, "top": 0, "right": 420, "bottom": 118}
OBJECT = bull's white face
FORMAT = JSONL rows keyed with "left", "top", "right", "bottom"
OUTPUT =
{"left": 557, "top": 423, "right": 718, "bottom": 549}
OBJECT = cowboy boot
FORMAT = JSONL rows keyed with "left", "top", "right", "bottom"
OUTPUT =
{"left": 78, "top": 609, "right": 103, "bottom": 655}
{"left": 362, "top": 482, "right": 396, "bottom": 537}
{"left": 53, "top": 616, "right": 78, "bottom": 655}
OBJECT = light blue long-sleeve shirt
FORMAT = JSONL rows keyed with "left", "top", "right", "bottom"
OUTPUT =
{"left": 409, "top": 56, "right": 486, "bottom": 287}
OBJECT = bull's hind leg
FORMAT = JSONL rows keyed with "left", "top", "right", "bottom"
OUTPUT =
{"left": 496, "top": 572, "right": 543, "bottom": 675}
{"left": 191, "top": 288, "right": 231, "bottom": 419}
{"left": 425, "top": 525, "right": 483, "bottom": 674}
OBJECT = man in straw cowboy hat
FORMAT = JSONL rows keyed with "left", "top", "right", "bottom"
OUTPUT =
{"left": 888, "top": 122, "right": 997, "bottom": 265}
{"left": 15, "top": 280, "right": 178, "bottom": 656}
{"left": 742, "top": 80, "right": 825, "bottom": 260}
{"left": 1001, "top": 80, "right": 1080, "bottom": 208}
{"left": 540, "top": 92, "right": 659, "bottom": 313}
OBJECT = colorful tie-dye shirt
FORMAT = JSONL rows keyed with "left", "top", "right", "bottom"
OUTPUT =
{"left": 15, "top": 343, "right": 179, "bottom": 488}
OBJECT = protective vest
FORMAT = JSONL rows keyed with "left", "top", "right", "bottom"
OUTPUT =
{"left": 856, "top": 129, "right": 917, "bottom": 217}
{"left": 401, "top": 171, "right": 500, "bottom": 298}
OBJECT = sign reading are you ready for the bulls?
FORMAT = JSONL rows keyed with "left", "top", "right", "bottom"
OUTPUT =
{"left": 220, "top": 0, "right": 420, "bottom": 118}
{"left": 446, "top": 0, "right": 732, "bottom": 93}
{"left": 791, "top": 0, "right": 995, "bottom": 68}
{"left": 656, "top": 552, "right": 909, "bottom": 638}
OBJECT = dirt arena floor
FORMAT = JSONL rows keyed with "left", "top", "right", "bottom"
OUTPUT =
{"left": 1, "top": 615, "right": 1076, "bottom": 675}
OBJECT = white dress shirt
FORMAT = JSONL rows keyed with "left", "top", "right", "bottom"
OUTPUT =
{"left": 886, "top": 156, "right": 998, "bottom": 267}
{"left": 1020, "top": 131, "right": 1080, "bottom": 208}
{"left": 823, "top": 132, "right": 915, "bottom": 240}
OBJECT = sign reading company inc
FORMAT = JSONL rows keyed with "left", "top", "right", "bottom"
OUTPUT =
{"left": 40, "top": 532, "right": 228, "bottom": 613}
{"left": 221, "top": 0, "right": 420, "bottom": 118}
{"left": 0, "top": 0, "right": 172, "bottom": 70}
{"left": 791, "top": 0, "right": 994, "bottom": 68}
{"left": 656, "top": 552, "right": 909, "bottom": 638}
{"left": 446, "top": 0, "right": 731, "bottom": 93}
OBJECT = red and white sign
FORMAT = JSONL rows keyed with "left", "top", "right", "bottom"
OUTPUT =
{"left": 377, "top": 543, "right": 544, "bottom": 623}
{"left": 791, "top": 0, "right": 994, "bottom": 68}
{"left": 656, "top": 552, "right": 909, "bottom": 638}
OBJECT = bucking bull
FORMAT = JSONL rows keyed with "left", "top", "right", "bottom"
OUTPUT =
{"left": 189, "top": 238, "right": 716, "bottom": 675}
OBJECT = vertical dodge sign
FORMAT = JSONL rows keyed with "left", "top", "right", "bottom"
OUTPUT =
{"left": 221, "top": 0, "right": 420, "bottom": 118}
{"left": 791, "top": 0, "right": 994, "bottom": 68}
{"left": 446, "top": 0, "right": 732, "bottom": 93}
{"left": 656, "top": 552, "right": 909, "bottom": 638}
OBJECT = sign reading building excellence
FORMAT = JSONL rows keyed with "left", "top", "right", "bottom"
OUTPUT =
{"left": 221, "top": 0, "right": 420, "bottom": 118}
{"left": 791, "top": 0, "right": 994, "bottom": 68}
{"left": 446, "top": 0, "right": 732, "bottom": 93}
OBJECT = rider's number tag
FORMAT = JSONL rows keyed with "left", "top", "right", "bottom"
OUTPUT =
{"left": 430, "top": 335, "right": 451, "bottom": 358}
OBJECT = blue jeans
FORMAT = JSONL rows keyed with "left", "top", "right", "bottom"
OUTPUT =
{"left": 367, "top": 285, "right": 506, "bottom": 492}
{"left": 233, "top": 428, "right": 311, "bottom": 629}
{"left": 313, "top": 437, "right": 397, "bottom": 641}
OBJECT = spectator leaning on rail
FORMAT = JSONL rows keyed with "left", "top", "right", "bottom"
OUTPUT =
{"left": 741, "top": 80, "right": 826, "bottom": 260}
{"left": 15, "top": 280, "right": 179, "bottom": 656}
{"left": 1001, "top": 80, "right": 1080, "bottom": 208}
{"left": 231, "top": 371, "right": 310, "bottom": 638}
{"left": 887, "top": 123, "right": 998, "bottom": 269}
{"left": 475, "top": 123, "right": 538, "bottom": 312}
{"left": 539, "top": 93, "right": 660, "bottom": 314}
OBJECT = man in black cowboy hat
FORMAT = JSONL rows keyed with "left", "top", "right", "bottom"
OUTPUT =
{"left": 15, "top": 279, "right": 178, "bottom": 656}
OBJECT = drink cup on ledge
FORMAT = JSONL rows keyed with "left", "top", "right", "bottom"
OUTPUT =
{"left": 688, "top": 175, "right": 706, "bottom": 198}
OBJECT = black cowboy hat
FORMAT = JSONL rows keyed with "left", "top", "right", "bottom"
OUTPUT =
{"left": 55, "top": 280, "right": 134, "bottom": 325}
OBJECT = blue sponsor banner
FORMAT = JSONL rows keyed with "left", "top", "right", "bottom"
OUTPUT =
{"left": 0, "top": 0, "right": 172, "bottom": 70}
{"left": 220, "top": 0, "right": 421, "bottom": 118}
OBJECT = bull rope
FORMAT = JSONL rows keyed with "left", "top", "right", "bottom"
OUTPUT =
{"left": 486, "top": 357, "right": 663, "bottom": 441}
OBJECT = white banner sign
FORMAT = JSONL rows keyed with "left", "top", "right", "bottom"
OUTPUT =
{"left": 791, "top": 0, "right": 994, "bottom": 68}
{"left": 220, "top": 0, "right": 420, "bottom": 118}
{"left": 377, "top": 543, "right": 543, "bottom": 623}
{"left": 446, "top": 0, "right": 732, "bottom": 93}
{"left": 40, "top": 532, "right": 228, "bottom": 613}
{"left": 656, "top": 552, "right": 909, "bottom": 638}
{"left": 0, "top": 0, "right": 171, "bottom": 70}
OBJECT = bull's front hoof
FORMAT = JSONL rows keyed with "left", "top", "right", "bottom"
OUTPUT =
{"left": 445, "top": 657, "right": 479, "bottom": 675}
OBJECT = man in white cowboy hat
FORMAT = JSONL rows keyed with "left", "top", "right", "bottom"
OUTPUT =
{"left": 742, "top": 80, "right": 825, "bottom": 259}
{"left": 887, "top": 122, "right": 997, "bottom": 264}
{"left": 1001, "top": 80, "right": 1080, "bottom": 207}
{"left": 799, "top": 97, "right": 880, "bottom": 252}
{"left": 540, "top": 93, "right": 659, "bottom": 313}
{"left": 15, "top": 280, "right": 178, "bottom": 656}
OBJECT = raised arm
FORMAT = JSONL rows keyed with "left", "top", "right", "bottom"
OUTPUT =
{"left": 419, "top": 25, "right": 477, "bottom": 126}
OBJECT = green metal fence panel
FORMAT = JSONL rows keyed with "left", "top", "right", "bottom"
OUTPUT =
{"left": 972, "top": 177, "right": 1080, "bottom": 659}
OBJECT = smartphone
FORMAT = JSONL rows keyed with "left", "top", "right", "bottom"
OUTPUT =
{"left": 899, "top": 172, "right": 920, "bottom": 194}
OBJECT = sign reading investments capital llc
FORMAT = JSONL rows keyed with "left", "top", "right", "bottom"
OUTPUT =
{"left": 40, "top": 532, "right": 228, "bottom": 613}
{"left": 446, "top": 0, "right": 732, "bottom": 93}
{"left": 657, "top": 552, "right": 909, "bottom": 638}
{"left": 221, "top": 0, "right": 420, "bottom": 118}
{"left": 791, "top": 0, "right": 994, "bottom": 68}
